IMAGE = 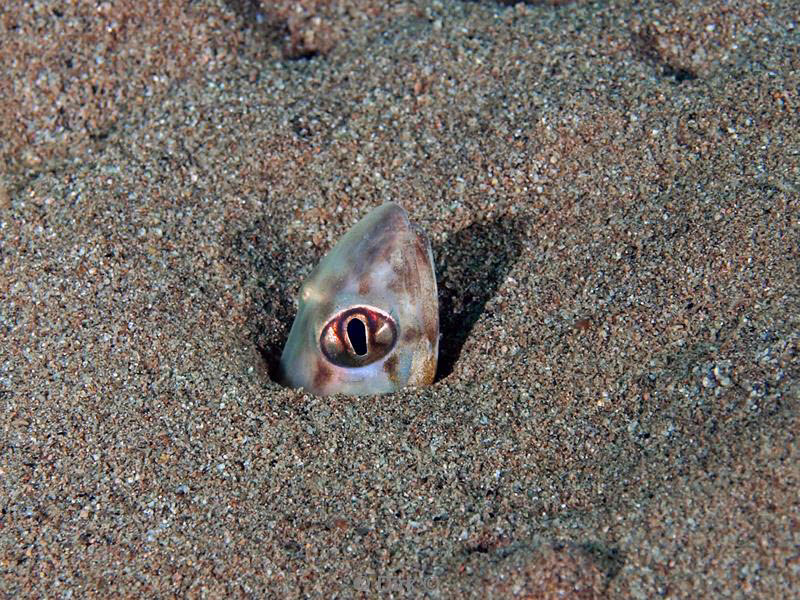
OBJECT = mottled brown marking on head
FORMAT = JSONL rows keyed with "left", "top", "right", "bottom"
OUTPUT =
{"left": 352, "top": 228, "right": 397, "bottom": 296}
{"left": 313, "top": 358, "right": 333, "bottom": 391}
{"left": 388, "top": 236, "right": 424, "bottom": 297}
{"left": 378, "top": 205, "right": 406, "bottom": 233}
{"left": 407, "top": 226, "right": 438, "bottom": 348}
{"left": 387, "top": 267, "right": 405, "bottom": 294}
{"left": 383, "top": 354, "right": 399, "bottom": 384}
{"left": 358, "top": 273, "right": 371, "bottom": 296}
{"left": 423, "top": 305, "right": 438, "bottom": 346}
{"left": 414, "top": 235, "right": 429, "bottom": 268}
{"left": 360, "top": 212, "right": 397, "bottom": 259}
{"left": 419, "top": 354, "right": 437, "bottom": 386}
{"left": 381, "top": 239, "right": 395, "bottom": 263}
{"left": 403, "top": 326, "right": 419, "bottom": 343}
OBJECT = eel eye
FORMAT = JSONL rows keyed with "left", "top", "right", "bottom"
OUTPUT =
{"left": 320, "top": 306, "right": 397, "bottom": 368}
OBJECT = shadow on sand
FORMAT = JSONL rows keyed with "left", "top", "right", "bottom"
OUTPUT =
{"left": 229, "top": 216, "right": 312, "bottom": 383}
{"left": 434, "top": 216, "right": 526, "bottom": 381}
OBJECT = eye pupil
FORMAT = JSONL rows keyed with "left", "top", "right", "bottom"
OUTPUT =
{"left": 347, "top": 319, "right": 368, "bottom": 356}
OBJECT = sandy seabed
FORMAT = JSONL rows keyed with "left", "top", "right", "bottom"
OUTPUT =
{"left": 1, "top": 1, "right": 798, "bottom": 597}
